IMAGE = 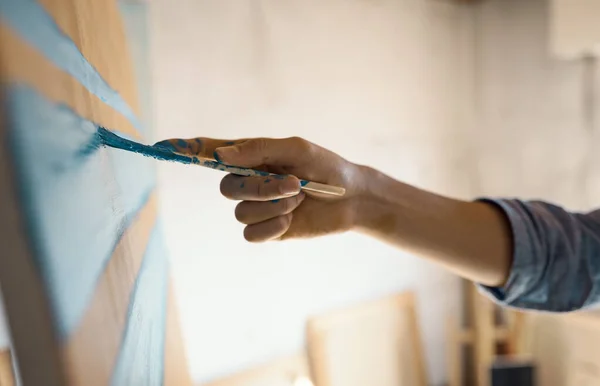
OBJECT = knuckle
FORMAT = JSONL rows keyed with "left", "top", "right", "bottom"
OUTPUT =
{"left": 289, "top": 136, "right": 313, "bottom": 153}
{"left": 249, "top": 138, "right": 269, "bottom": 153}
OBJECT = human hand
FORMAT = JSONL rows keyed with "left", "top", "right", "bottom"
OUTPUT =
{"left": 155, "top": 137, "right": 366, "bottom": 242}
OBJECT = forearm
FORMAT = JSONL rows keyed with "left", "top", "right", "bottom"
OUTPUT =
{"left": 352, "top": 165, "right": 513, "bottom": 287}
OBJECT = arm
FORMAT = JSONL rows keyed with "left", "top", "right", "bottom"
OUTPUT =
{"left": 355, "top": 166, "right": 600, "bottom": 311}
{"left": 353, "top": 166, "right": 513, "bottom": 287}
{"left": 158, "top": 136, "right": 600, "bottom": 312}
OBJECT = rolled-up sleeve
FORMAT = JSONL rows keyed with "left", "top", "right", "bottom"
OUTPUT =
{"left": 476, "top": 199, "right": 600, "bottom": 312}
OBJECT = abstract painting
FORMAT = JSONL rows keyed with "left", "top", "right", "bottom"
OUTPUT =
{"left": 0, "top": 0, "right": 191, "bottom": 385}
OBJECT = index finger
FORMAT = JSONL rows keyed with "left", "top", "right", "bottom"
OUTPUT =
{"left": 153, "top": 137, "right": 248, "bottom": 160}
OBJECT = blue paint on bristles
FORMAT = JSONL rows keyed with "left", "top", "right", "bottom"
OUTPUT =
{"left": 98, "top": 127, "right": 346, "bottom": 197}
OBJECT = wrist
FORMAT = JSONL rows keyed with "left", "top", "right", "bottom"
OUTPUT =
{"left": 350, "top": 164, "right": 402, "bottom": 232}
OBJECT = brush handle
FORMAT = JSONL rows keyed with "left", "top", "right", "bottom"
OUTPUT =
{"left": 300, "top": 181, "right": 346, "bottom": 197}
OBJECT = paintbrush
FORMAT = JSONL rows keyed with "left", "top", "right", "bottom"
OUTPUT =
{"left": 98, "top": 127, "right": 346, "bottom": 197}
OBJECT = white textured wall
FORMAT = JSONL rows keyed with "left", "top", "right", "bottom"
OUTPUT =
{"left": 152, "top": 0, "right": 472, "bottom": 384}
{"left": 550, "top": 0, "right": 600, "bottom": 58}
{"left": 470, "top": 0, "right": 600, "bottom": 210}
{"left": 151, "top": 0, "right": 600, "bottom": 384}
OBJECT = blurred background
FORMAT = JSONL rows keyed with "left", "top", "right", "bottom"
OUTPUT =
{"left": 124, "top": 0, "right": 600, "bottom": 385}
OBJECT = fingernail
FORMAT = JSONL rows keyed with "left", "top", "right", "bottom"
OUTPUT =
{"left": 215, "top": 146, "right": 238, "bottom": 163}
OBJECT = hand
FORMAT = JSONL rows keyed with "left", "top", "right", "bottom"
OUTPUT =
{"left": 155, "top": 137, "right": 366, "bottom": 242}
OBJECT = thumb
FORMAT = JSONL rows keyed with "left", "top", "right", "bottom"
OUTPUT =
{"left": 215, "top": 137, "right": 311, "bottom": 168}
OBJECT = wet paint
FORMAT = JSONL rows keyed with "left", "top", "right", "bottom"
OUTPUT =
{"left": 0, "top": 0, "right": 144, "bottom": 133}
{"left": 6, "top": 85, "right": 156, "bottom": 337}
{"left": 111, "top": 224, "right": 168, "bottom": 386}
{"left": 99, "top": 128, "right": 197, "bottom": 166}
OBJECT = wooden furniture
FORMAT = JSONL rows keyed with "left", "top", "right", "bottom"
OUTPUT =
{"left": 0, "top": 349, "right": 15, "bottom": 386}
{"left": 306, "top": 292, "right": 427, "bottom": 386}
{"left": 447, "top": 281, "right": 526, "bottom": 386}
{"left": 203, "top": 353, "right": 311, "bottom": 386}
{"left": 523, "top": 311, "right": 600, "bottom": 386}
{"left": 0, "top": 1, "right": 191, "bottom": 384}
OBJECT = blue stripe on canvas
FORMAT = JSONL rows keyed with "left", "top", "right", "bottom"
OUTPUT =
{"left": 111, "top": 223, "right": 168, "bottom": 386}
{"left": 0, "top": 0, "right": 145, "bottom": 135}
{"left": 6, "top": 85, "right": 156, "bottom": 337}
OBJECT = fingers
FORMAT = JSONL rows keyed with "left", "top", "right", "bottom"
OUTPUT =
{"left": 153, "top": 137, "right": 247, "bottom": 160}
{"left": 214, "top": 137, "right": 314, "bottom": 168}
{"left": 220, "top": 174, "right": 301, "bottom": 201}
{"left": 221, "top": 174, "right": 305, "bottom": 242}
{"left": 243, "top": 213, "right": 294, "bottom": 242}
{"left": 235, "top": 194, "right": 305, "bottom": 224}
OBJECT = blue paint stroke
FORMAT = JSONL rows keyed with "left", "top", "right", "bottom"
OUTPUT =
{"left": 6, "top": 85, "right": 155, "bottom": 337}
{"left": 119, "top": 2, "right": 153, "bottom": 135}
{"left": 111, "top": 224, "right": 168, "bottom": 386}
{"left": 0, "top": 0, "right": 144, "bottom": 134}
{"left": 100, "top": 128, "right": 196, "bottom": 165}
{"left": 300, "top": 180, "right": 309, "bottom": 187}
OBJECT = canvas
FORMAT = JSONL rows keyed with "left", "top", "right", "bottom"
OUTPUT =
{"left": 306, "top": 292, "right": 427, "bottom": 386}
{"left": 0, "top": 0, "right": 191, "bottom": 385}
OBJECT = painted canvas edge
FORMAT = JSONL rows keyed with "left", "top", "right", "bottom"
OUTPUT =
{"left": 0, "top": 88, "right": 65, "bottom": 385}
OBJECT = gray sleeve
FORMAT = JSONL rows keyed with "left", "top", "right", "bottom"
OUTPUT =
{"left": 476, "top": 199, "right": 600, "bottom": 312}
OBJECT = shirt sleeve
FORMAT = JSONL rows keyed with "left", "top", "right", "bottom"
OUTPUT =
{"left": 476, "top": 198, "right": 600, "bottom": 312}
